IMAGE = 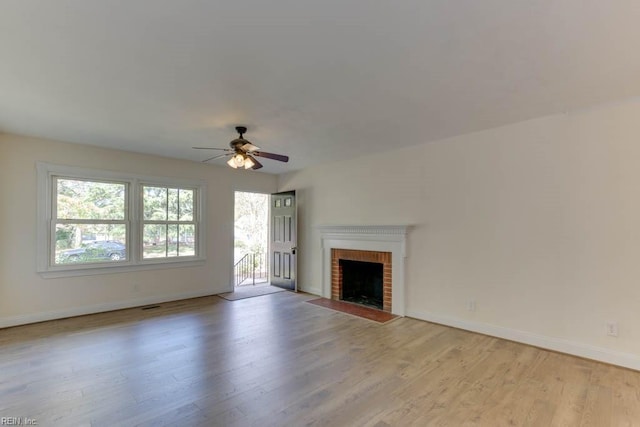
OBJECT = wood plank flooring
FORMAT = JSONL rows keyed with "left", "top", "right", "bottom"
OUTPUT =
{"left": 1, "top": 292, "right": 640, "bottom": 426}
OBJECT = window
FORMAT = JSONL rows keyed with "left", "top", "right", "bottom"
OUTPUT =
{"left": 142, "top": 185, "right": 196, "bottom": 259}
{"left": 37, "top": 163, "right": 206, "bottom": 277}
{"left": 54, "top": 178, "right": 128, "bottom": 265}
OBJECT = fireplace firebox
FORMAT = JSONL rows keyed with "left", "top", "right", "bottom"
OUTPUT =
{"left": 339, "top": 259, "right": 383, "bottom": 309}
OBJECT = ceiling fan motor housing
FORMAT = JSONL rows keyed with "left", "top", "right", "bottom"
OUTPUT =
{"left": 230, "top": 138, "right": 247, "bottom": 150}
{"left": 230, "top": 126, "right": 248, "bottom": 149}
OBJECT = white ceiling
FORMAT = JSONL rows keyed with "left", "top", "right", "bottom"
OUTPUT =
{"left": 2, "top": 1, "right": 640, "bottom": 174}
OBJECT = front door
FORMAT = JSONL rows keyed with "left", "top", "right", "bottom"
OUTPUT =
{"left": 270, "top": 190, "right": 297, "bottom": 291}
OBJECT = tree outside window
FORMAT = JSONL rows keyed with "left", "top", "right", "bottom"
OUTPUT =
{"left": 142, "top": 186, "right": 196, "bottom": 259}
{"left": 54, "top": 178, "right": 127, "bottom": 264}
{"left": 38, "top": 163, "right": 205, "bottom": 276}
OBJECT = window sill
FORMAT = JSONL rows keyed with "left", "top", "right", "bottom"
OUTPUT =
{"left": 38, "top": 258, "right": 207, "bottom": 279}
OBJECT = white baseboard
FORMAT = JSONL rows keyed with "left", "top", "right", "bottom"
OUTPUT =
{"left": 407, "top": 309, "right": 640, "bottom": 372}
{"left": 0, "top": 289, "right": 219, "bottom": 329}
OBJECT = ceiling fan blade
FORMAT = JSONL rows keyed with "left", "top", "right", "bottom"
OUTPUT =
{"left": 247, "top": 155, "right": 263, "bottom": 170}
{"left": 253, "top": 151, "right": 289, "bottom": 162}
{"left": 202, "top": 153, "right": 232, "bottom": 162}
{"left": 192, "top": 146, "right": 231, "bottom": 151}
{"left": 240, "top": 142, "right": 260, "bottom": 152}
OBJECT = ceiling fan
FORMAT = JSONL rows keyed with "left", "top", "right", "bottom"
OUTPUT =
{"left": 193, "top": 126, "right": 289, "bottom": 170}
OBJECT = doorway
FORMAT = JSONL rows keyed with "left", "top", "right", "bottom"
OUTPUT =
{"left": 234, "top": 191, "right": 269, "bottom": 287}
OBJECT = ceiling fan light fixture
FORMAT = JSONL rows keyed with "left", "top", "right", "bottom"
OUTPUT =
{"left": 243, "top": 156, "right": 255, "bottom": 169}
{"left": 233, "top": 153, "right": 245, "bottom": 167}
{"left": 227, "top": 157, "right": 238, "bottom": 168}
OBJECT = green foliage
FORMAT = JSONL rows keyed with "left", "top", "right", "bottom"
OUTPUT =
{"left": 53, "top": 179, "right": 198, "bottom": 262}
{"left": 55, "top": 226, "right": 74, "bottom": 249}
{"left": 57, "top": 178, "right": 125, "bottom": 220}
{"left": 55, "top": 178, "right": 127, "bottom": 250}
{"left": 141, "top": 185, "right": 196, "bottom": 258}
{"left": 143, "top": 186, "right": 194, "bottom": 221}
{"left": 234, "top": 192, "right": 268, "bottom": 257}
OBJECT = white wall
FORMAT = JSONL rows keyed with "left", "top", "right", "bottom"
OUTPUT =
{"left": 0, "top": 134, "right": 277, "bottom": 327}
{"left": 279, "top": 98, "right": 640, "bottom": 370}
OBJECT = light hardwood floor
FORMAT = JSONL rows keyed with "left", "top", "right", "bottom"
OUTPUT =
{"left": 1, "top": 292, "right": 640, "bottom": 426}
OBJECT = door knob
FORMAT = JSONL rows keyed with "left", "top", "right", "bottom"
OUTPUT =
{"left": 292, "top": 246, "right": 297, "bottom": 254}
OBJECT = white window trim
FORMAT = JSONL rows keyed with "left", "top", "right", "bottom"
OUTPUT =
{"left": 36, "top": 162, "right": 206, "bottom": 278}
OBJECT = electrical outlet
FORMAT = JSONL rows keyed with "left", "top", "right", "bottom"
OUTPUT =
{"left": 467, "top": 300, "right": 476, "bottom": 312}
{"left": 606, "top": 321, "right": 618, "bottom": 337}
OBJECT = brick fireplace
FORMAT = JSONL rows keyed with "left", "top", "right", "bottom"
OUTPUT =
{"left": 331, "top": 248, "right": 392, "bottom": 312}
{"left": 318, "top": 225, "right": 409, "bottom": 316}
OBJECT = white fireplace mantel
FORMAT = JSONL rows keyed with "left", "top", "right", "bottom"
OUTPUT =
{"left": 318, "top": 225, "right": 410, "bottom": 316}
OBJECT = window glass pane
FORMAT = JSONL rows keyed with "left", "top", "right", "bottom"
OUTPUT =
{"left": 179, "top": 189, "right": 194, "bottom": 221}
{"left": 167, "top": 224, "right": 178, "bottom": 257}
{"left": 56, "top": 179, "right": 125, "bottom": 220}
{"left": 178, "top": 224, "right": 195, "bottom": 256}
{"left": 55, "top": 223, "right": 127, "bottom": 264}
{"left": 143, "top": 186, "right": 167, "bottom": 220}
{"left": 168, "top": 188, "right": 179, "bottom": 221}
{"left": 141, "top": 185, "right": 197, "bottom": 260}
{"left": 41, "top": 164, "right": 205, "bottom": 273}
{"left": 143, "top": 224, "right": 167, "bottom": 258}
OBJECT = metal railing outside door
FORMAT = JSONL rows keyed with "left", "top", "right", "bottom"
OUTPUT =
{"left": 234, "top": 252, "right": 268, "bottom": 286}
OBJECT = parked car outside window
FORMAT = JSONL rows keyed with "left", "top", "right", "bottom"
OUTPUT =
{"left": 58, "top": 241, "right": 126, "bottom": 263}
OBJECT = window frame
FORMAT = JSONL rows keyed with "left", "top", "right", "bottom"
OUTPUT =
{"left": 140, "top": 183, "right": 199, "bottom": 260}
{"left": 37, "top": 163, "right": 206, "bottom": 278}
